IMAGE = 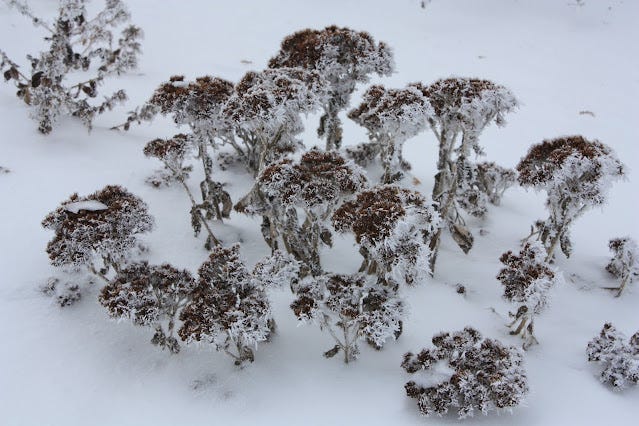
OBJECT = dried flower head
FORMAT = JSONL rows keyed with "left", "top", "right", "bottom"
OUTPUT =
{"left": 149, "top": 75, "right": 234, "bottom": 125}
{"left": 100, "top": 262, "right": 196, "bottom": 353}
{"left": 587, "top": 323, "right": 639, "bottom": 390}
{"left": 42, "top": 185, "right": 154, "bottom": 269}
{"left": 402, "top": 327, "right": 528, "bottom": 419}
{"left": 333, "top": 185, "right": 427, "bottom": 245}
{"left": 268, "top": 26, "right": 393, "bottom": 86}
{"left": 517, "top": 136, "right": 624, "bottom": 193}
{"left": 348, "top": 85, "right": 431, "bottom": 138}
{"left": 291, "top": 273, "right": 404, "bottom": 363}
{"left": 178, "top": 244, "right": 273, "bottom": 365}
{"left": 259, "top": 150, "right": 368, "bottom": 210}
{"left": 412, "top": 78, "right": 518, "bottom": 142}
{"left": 497, "top": 242, "right": 557, "bottom": 314}
{"left": 269, "top": 26, "right": 394, "bottom": 150}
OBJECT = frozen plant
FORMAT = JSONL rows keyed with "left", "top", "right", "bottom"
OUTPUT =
{"left": 348, "top": 84, "right": 432, "bottom": 183}
{"left": 475, "top": 161, "right": 517, "bottom": 206}
{"left": 410, "top": 78, "right": 518, "bottom": 272}
{"left": 224, "top": 68, "right": 328, "bottom": 174}
{"left": 143, "top": 134, "right": 192, "bottom": 188}
{"left": 604, "top": 237, "right": 638, "bottom": 297}
{"left": 1, "top": 0, "right": 142, "bottom": 133}
{"left": 143, "top": 135, "right": 226, "bottom": 249}
{"left": 332, "top": 185, "right": 440, "bottom": 288}
{"left": 497, "top": 242, "right": 559, "bottom": 349}
{"left": 402, "top": 327, "right": 528, "bottom": 419}
{"left": 586, "top": 323, "right": 639, "bottom": 390}
{"left": 236, "top": 150, "right": 367, "bottom": 276}
{"left": 178, "top": 245, "right": 298, "bottom": 365}
{"left": 42, "top": 185, "right": 154, "bottom": 287}
{"left": 518, "top": 135, "right": 625, "bottom": 262}
{"left": 291, "top": 273, "right": 404, "bottom": 363}
{"left": 99, "top": 262, "right": 196, "bottom": 353}
{"left": 124, "top": 76, "right": 236, "bottom": 248}
{"left": 269, "top": 26, "right": 394, "bottom": 150}
{"left": 134, "top": 75, "right": 234, "bottom": 224}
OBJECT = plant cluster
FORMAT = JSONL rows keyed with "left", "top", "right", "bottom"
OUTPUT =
{"left": 121, "top": 68, "right": 330, "bottom": 248}
{"left": 518, "top": 135, "right": 625, "bottom": 261}
{"left": 98, "top": 242, "right": 299, "bottom": 364}
{"left": 33, "top": 18, "right": 637, "bottom": 419}
{"left": 1, "top": 0, "right": 142, "bottom": 133}
{"left": 497, "top": 242, "right": 559, "bottom": 349}
{"left": 587, "top": 323, "right": 639, "bottom": 390}
{"left": 402, "top": 327, "right": 528, "bottom": 419}
{"left": 604, "top": 237, "right": 638, "bottom": 297}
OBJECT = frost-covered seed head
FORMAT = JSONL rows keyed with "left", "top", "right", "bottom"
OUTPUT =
{"left": 402, "top": 327, "right": 529, "bottom": 418}
{"left": 42, "top": 185, "right": 154, "bottom": 268}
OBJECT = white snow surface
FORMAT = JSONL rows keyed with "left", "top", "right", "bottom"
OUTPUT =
{"left": 64, "top": 200, "right": 109, "bottom": 214}
{"left": 0, "top": 0, "right": 638, "bottom": 425}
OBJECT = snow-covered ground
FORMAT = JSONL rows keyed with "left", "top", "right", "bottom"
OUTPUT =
{"left": 1, "top": 0, "right": 637, "bottom": 424}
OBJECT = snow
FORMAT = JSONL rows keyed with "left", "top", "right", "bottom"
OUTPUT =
{"left": 1, "top": 0, "right": 638, "bottom": 425}
{"left": 64, "top": 200, "right": 109, "bottom": 214}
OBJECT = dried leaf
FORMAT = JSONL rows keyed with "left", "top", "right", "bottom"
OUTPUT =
{"left": 450, "top": 223, "right": 473, "bottom": 253}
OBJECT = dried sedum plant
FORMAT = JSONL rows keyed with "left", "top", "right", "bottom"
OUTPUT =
{"left": 518, "top": 135, "right": 625, "bottom": 262}
{"left": 497, "top": 242, "right": 560, "bottom": 349}
{"left": 348, "top": 84, "right": 432, "bottom": 183}
{"left": 291, "top": 273, "right": 404, "bottom": 363}
{"left": 333, "top": 185, "right": 440, "bottom": 288}
{"left": 143, "top": 134, "right": 226, "bottom": 249}
{"left": 179, "top": 245, "right": 299, "bottom": 366}
{"left": 42, "top": 185, "right": 153, "bottom": 280}
{"left": 587, "top": 323, "right": 639, "bottom": 390}
{"left": 402, "top": 327, "right": 528, "bottom": 419}
{"left": 604, "top": 237, "right": 638, "bottom": 297}
{"left": 100, "top": 262, "right": 196, "bottom": 353}
{"left": 411, "top": 78, "right": 518, "bottom": 272}
{"left": 236, "top": 150, "right": 367, "bottom": 276}
{"left": 1, "top": 0, "right": 142, "bottom": 133}
{"left": 269, "top": 26, "right": 394, "bottom": 150}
